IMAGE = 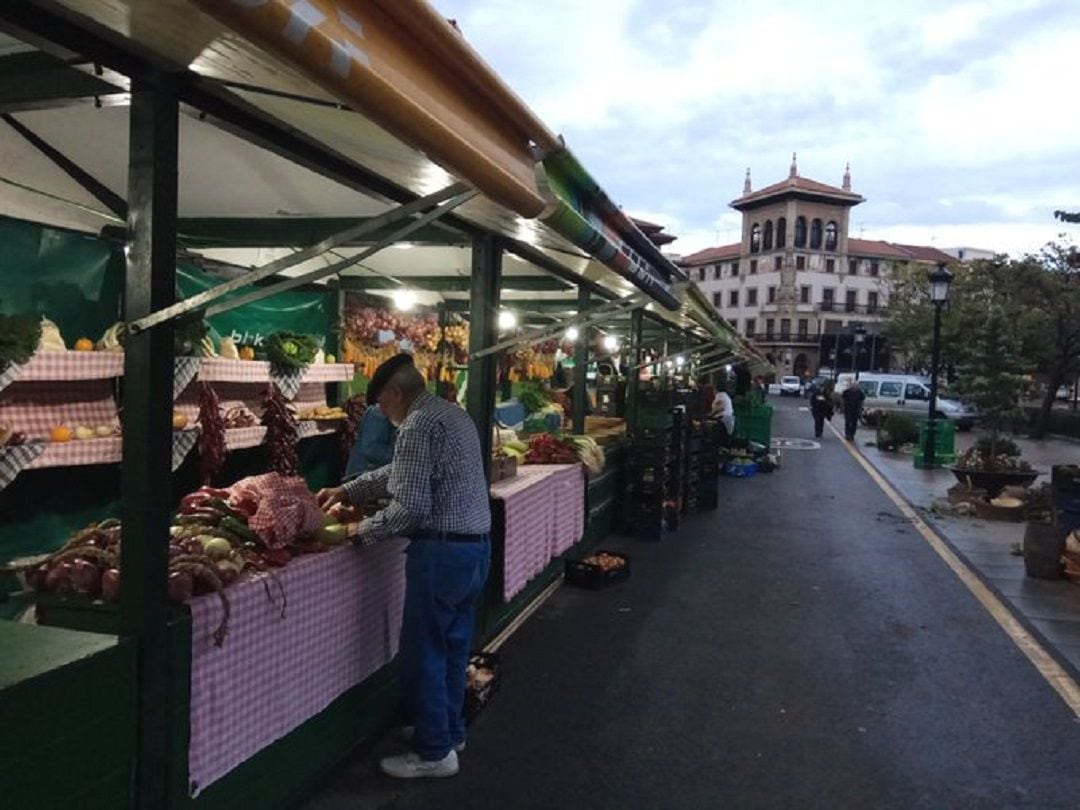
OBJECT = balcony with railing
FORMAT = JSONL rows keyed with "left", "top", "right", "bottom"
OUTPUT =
{"left": 816, "top": 301, "right": 886, "bottom": 316}
{"left": 747, "top": 330, "right": 819, "bottom": 344}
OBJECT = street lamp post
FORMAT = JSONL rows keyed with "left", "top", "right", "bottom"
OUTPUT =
{"left": 852, "top": 324, "right": 866, "bottom": 378}
{"left": 924, "top": 263, "right": 953, "bottom": 469}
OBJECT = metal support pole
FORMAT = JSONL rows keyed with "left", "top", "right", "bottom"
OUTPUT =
{"left": 925, "top": 303, "right": 944, "bottom": 469}
{"left": 467, "top": 234, "right": 502, "bottom": 480}
{"left": 572, "top": 286, "right": 590, "bottom": 434}
{"left": 119, "top": 76, "right": 177, "bottom": 810}
{"left": 626, "top": 308, "right": 643, "bottom": 432}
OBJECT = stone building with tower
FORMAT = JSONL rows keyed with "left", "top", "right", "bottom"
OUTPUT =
{"left": 680, "top": 155, "right": 953, "bottom": 378}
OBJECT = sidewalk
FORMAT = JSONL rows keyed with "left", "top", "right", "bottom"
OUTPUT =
{"left": 857, "top": 426, "right": 1080, "bottom": 675}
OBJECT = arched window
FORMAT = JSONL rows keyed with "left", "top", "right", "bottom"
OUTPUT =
{"left": 763, "top": 220, "right": 774, "bottom": 251}
{"left": 810, "top": 218, "right": 823, "bottom": 249}
{"left": 825, "top": 221, "right": 838, "bottom": 251}
{"left": 750, "top": 223, "right": 761, "bottom": 253}
{"left": 794, "top": 216, "right": 807, "bottom": 247}
{"left": 776, "top": 217, "right": 787, "bottom": 249}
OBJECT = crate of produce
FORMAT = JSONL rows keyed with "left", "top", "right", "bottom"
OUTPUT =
{"left": 723, "top": 459, "right": 758, "bottom": 478}
{"left": 465, "top": 651, "right": 501, "bottom": 722}
{"left": 565, "top": 550, "right": 631, "bottom": 589}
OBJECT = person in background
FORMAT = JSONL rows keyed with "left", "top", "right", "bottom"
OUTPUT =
{"left": 809, "top": 382, "right": 834, "bottom": 438}
{"left": 344, "top": 403, "right": 397, "bottom": 479}
{"left": 319, "top": 353, "right": 491, "bottom": 779}
{"left": 710, "top": 384, "right": 735, "bottom": 445}
{"left": 841, "top": 379, "right": 866, "bottom": 441}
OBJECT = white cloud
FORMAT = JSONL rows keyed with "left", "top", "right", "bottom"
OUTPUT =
{"left": 433, "top": 0, "right": 1080, "bottom": 259}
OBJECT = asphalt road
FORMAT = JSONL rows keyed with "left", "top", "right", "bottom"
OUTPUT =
{"left": 304, "top": 396, "right": 1080, "bottom": 809}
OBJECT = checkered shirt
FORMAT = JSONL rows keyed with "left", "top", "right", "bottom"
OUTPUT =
{"left": 343, "top": 392, "right": 491, "bottom": 545}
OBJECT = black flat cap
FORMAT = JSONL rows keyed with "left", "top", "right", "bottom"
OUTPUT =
{"left": 366, "top": 352, "right": 415, "bottom": 403}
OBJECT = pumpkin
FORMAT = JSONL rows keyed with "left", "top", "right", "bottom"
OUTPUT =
{"left": 74, "top": 337, "right": 94, "bottom": 352}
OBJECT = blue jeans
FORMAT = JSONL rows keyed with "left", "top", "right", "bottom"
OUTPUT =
{"left": 399, "top": 537, "right": 491, "bottom": 760}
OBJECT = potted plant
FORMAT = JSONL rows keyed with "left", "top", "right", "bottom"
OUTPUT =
{"left": 949, "top": 305, "right": 1038, "bottom": 497}
{"left": 876, "top": 412, "right": 919, "bottom": 452}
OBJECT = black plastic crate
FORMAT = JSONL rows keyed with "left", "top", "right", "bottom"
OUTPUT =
{"left": 565, "top": 550, "right": 631, "bottom": 589}
{"left": 465, "top": 652, "right": 501, "bottom": 722}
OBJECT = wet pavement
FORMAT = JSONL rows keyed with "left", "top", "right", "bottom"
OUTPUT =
{"left": 301, "top": 397, "right": 1080, "bottom": 809}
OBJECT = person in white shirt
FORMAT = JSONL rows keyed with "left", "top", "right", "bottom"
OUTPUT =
{"left": 711, "top": 387, "right": 735, "bottom": 440}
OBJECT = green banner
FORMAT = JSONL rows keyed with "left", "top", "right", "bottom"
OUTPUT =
{"left": 177, "top": 263, "right": 337, "bottom": 353}
{"left": 0, "top": 215, "right": 123, "bottom": 344}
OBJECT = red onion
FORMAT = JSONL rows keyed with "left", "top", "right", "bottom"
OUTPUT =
{"left": 167, "top": 570, "right": 194, "bottom": 603}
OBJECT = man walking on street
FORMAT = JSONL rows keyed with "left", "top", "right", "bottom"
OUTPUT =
{"left": 810, "top": 383, "right": 834, "bottom": 438}
{"left": 319, "top": 353, "right": 491, "bottom": 779}
{"left": 841, "top": 379, "right": 866, "bottom": 441}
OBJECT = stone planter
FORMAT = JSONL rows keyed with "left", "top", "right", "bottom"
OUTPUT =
{"left": 950, "top": 468, "right": 1039, "bottom": 499}
{"left": 1023, "top": 522, "right": 1065, "bottom": 580}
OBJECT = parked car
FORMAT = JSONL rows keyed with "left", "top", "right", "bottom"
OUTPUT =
{"left": 840, "top": 373, "right": 978, "bottom": 430}
{"left": 778, "top": 376, "right": 803, "bottom": 397}
{"left": 1057, "top": 384, "right": 1076, "bottom": 401}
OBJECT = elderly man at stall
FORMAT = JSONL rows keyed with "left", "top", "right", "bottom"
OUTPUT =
{"left": 318, "top": 353, "right": 491, "bottom": 779}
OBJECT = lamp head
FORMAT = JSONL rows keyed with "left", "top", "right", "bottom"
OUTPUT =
{"left": 929, "top": 263, "right": 953, "bottom": 304}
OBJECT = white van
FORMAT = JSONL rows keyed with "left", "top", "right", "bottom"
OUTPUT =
{"left": 835, "top": 373, "right": 978, "bottom": 430}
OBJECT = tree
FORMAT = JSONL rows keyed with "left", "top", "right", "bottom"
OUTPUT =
{"left": 951, "top": 304, "right": 1031, "bottom": 459}
{"left": 885, "top": 244, "right": 1080, "bottom": 438}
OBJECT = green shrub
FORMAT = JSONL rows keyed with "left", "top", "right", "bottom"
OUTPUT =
{"left": 877, "top": 413, "right": 919, "bottom": 451}
{"left": 975, "top": 435, "right": 1021, "bottom": 458}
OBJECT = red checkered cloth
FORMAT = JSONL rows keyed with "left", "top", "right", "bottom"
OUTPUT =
{"left": 186, "top": 538, "right": 408, "bottom": 796}
{"left": 229, "top": 473, "right": 324, "bottom": 548}
{"left": 27, "top": 436, "right": 122, "bottom": 469}
{"left": 0, "top": 377, "right": 119, "bottom": 439}
{"left": 198, "top": 358, "right": 271, "bottom": 384}
{"left": 490, "top": 463, "right": 585, "bottom": 602}
{"left": 16, "top": 351, "right": 124, "bottom": 381}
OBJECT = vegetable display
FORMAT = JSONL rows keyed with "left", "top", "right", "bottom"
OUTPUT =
{"left": 505, "top": 433, "right": 605, "bottom": 473}
{"left": 265, "top": 331, "right": 319, "bottom": 370}
{"left": 261, "top": 384, "right": 299, "bottom": 476}
{"left": 0, "top": 308, "right": 42, "bottom": 371}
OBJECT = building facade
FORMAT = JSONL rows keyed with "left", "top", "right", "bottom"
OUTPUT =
{"left": 680, "top": 155, "right": 953, "bottom": 378}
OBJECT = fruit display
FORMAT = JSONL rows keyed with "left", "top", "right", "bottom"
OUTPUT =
{"left": 43, "top": 423, "right": 119, "bottom": 443}
{"left": 580, "top": 552, "right": 626, "bottom": 571}
{"left": 507, "top": 340, "right": 559, "bottom": 381}
{"left": 298, "top": 405, "right": 348, "bottom": 421}
{"left": 73, "top": 337, "right": 94, "bottom": 352}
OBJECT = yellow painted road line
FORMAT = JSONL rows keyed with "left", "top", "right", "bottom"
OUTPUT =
{"left": 827, "top": 421, "right": 1080, "bottom": 718}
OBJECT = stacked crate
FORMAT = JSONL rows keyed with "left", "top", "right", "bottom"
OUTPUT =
{"left": 695, "top": 420, "right": 723, "bottom": 511}
{"left": 624, "top": 387, "right": 679, "bottom": 540}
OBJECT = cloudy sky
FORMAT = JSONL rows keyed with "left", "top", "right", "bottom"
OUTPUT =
{"left": 432, "top": 0, "right": 1080, "bottom": 257}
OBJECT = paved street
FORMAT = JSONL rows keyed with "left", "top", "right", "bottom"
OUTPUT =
{"left": 304, "top": 397, "right": 1080, "bottom": 809}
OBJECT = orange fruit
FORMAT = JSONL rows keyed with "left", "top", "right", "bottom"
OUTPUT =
{"left": 50, "top": 425, "right": 73, "bottom": 443}
{"left": 74, "top": 338, "right": 94, "bottom": 352}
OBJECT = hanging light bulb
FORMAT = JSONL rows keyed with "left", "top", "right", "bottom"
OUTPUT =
{"left": 498, "top": 310, "right": 518, "bottom": 331}
{"left": 675, "top": 355, "right": 685, "bottom": 367}
{"left": 565, "top": 326, "right": 579, "bottom": 342}
{"left": 602, "top": 334, "right": 618, "bottom": 352}
{"left": 392, "top": 288, "right": 417, "bottom": 312}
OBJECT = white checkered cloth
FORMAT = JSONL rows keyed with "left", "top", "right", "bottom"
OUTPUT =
{"left": 186, "top": 538, "right": 408, "bottom": 797}
{"left": 0, "top": 440, "right": 46, "bottom": 489}
{"left": 0, "top": 362, "right": 24, "bottom": 394}
{"left": 173, "top": 429, "right": 199, "bottom": 471}
{"left": 198, "top": 358, "right": 270, "bottom": 383}
{"left": 490, "top": 463, "right": 586, "bottom": 602}
{"left": 270, "top": 367, "right": 306, "bottom": 400}
{"left": 174, "top": 357, "right": 202, "bottom": 401}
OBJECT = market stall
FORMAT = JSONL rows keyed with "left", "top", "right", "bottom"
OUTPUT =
{"left": 0, "top": 3, "right": 755, "bottom": 809}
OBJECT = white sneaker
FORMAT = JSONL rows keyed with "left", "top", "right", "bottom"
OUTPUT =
{"left": 400, "top": 725, "right": 466, "bottom": 753}
{"left": 379, "top": 750, "right": 459, "bottom": 779}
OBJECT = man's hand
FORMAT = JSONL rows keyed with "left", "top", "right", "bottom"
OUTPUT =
{"left": 317, "top": 486, "right": 347, "bottom": 509}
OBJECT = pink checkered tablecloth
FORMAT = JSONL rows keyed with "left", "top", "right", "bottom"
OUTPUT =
{"left": 186, "top": 537, "right": 408, "bottom": 796}
{"left": 490, "top": 463, "right": 586, "bottom": 602}
{"left": 15, "top": 351, "right": 124, "bottom": 381}
{"left": 0, "top": 378, "right": 119, "bottom": 439}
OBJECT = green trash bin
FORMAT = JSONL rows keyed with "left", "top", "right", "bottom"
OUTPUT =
{"left": 733, "top": 403, "right": 773, "bottom": 448}
{"left": 913, "top": 418, "right": 956, "bottom": 468}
